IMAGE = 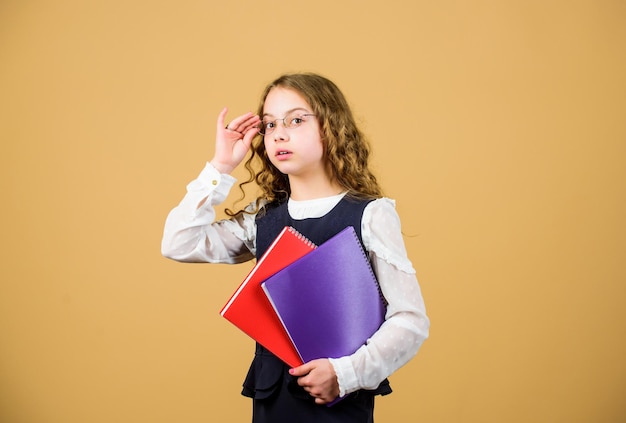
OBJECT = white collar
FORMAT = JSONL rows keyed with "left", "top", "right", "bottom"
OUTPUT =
{"left": 287, "top": 192, "right": 347, "bottom": 219}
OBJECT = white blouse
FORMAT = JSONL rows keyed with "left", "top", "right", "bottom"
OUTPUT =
{"left": 161, "top": 162, "right": 430, "bottom": 397}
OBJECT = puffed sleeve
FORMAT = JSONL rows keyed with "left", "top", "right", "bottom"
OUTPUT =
{"left": 329, "top": 198, "right": 430, "bottom": 396}
{"left": 161, "top": 162, "right": 257, "bottom": 264}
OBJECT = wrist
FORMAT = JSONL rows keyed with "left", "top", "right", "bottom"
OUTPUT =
{"left": 209, "top": 159, "right": 234, "bottom": 175}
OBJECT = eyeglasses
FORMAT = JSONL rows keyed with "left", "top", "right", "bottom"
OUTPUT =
{"left": 258, "top": 112, "right": 316, "bottom": 135}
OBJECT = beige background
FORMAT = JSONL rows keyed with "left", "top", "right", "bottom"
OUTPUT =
{"left": 1, "top": 0, "right": 625, "bottom": 422}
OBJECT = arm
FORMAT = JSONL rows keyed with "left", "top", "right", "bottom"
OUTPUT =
{"left": 291, "top": 199, "right": 430, "bottom": 403}
{"left": 161, "top": 108, "right": 261, "bottom": 263}
{"left": 161, "top": 162, "right": 257, "bottom": 263}
{"left": 330, "top": 199, "right": 430, "bottom": 396}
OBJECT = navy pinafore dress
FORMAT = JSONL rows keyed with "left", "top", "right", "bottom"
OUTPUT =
{"left": 242, "top": 197, "right": 392, "bottom": 423}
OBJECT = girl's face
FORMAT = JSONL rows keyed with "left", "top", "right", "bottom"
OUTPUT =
{"left": 262, "top": 87, "right": 327, "bottom": 181}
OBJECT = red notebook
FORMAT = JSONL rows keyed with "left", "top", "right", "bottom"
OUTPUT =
{"left": 220, "top": 226, "right": 316, "bottom": 367}
{"left": 261, "top": 226, "right": 385, "bottom": 364}
{"left": 261, "top": 226, "right": 386, "bottom": 406}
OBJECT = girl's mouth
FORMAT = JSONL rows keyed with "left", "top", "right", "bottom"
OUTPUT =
{"left": 275, "top": 150, "right": 292, "bottom": 160}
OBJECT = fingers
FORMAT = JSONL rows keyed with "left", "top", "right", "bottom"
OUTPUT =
{"left": 216, "top": 108, "right": 260, "bottom": 143}
{"left": 224, "top": 111, "right": 260, "bottom": 134}
{"left": 290, "top": 360, "right": 339, "bottom": 404}
{"left": 240, "top": 128, "right": 257, "bottom": 150}
{"left": 306, "top": 388, "right": 334, "bottom": 405}
{"left": 216, "top": 107, "right": 228, "bottom": 130}
{"left": 212, "top": 108, "right": 258, "bottom": 174}
{"left": 289, "top": 363, "right": 312, "bottom": 378}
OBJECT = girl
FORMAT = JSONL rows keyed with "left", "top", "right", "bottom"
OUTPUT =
{"left": 161, "top": 73, "right": 429, "bottom": 422}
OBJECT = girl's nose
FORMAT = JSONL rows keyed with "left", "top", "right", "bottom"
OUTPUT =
{"left": 273, "top": 124, "right": 288, "bottom": 142}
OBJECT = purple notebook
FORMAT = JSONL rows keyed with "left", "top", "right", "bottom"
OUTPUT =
{"left": 261, "top": 226, "right": 386, "bottom": 365}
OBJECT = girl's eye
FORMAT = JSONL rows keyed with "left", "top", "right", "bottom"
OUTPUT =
{"left": 289, "top": 117, "right": 303, "bottom": 127}
{"left": 264, "top": 121, "right": 275, "bottom": 129}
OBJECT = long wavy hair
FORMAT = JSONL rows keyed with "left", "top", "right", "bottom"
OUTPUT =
{"left": 226, "top": 73, "right": 382, "bottom": 217}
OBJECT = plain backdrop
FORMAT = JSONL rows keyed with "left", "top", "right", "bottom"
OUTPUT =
{"left": 1, "top": 0, "right": 625, "bottom": 422}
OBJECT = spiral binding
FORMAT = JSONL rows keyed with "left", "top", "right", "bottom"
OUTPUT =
{"left": 286, "top": 226, "right": 317, "bottom": 249}
{"left": 348, "top": 227, "right": 388, "bottom": 308}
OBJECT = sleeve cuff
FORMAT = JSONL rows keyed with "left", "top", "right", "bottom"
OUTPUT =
{"left": 186, "top": 162, "right": 237, "bottom": 205}
{"left": 329, "top": 356, "right": 359, "bottom": 397}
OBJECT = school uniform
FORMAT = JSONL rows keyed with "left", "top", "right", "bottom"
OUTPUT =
{"left": 162, "top": 162, "right": 430, "bottom": 423}
{"left": 242, "top": 197, "right": 392, "bottom": 423}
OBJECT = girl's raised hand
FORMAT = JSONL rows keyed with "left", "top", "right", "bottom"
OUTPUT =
{"left": 210, "top": 107, "right": 261, "bottom": 174}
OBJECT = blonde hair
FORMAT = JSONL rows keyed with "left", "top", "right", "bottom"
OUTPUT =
{"left": 226, "top": 72, "right": 382, "bottom": 217}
